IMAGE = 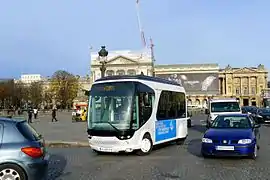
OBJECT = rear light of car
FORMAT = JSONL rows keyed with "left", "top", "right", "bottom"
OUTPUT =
{"left": 21, "top": 147, "right": 43, "bottom": 158}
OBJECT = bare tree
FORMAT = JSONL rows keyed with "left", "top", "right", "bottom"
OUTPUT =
{"left": 28, "top": 82, "right": 43, "bottom": 107}
{"left": 49, "top": 70, "right": 79, "bottom": 109}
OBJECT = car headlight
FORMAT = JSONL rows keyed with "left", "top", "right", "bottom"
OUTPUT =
{"left": 238, "top": 139, "right": 252, "bottom": 144}
{"left": 202, "top": 138, "right": 213, "bottom": 143}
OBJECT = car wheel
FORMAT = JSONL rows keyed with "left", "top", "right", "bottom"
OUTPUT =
{"left": 136, "top": 134, "right": 153, "bottom": 156}
{"left": 201, "top": 151, "right": 210, "bottom": 158}
{"left": 250, "top": 144, "right": 258, "bottom": 159}
{"left": 0, "top": 164, "right": 26, "bottom": 180}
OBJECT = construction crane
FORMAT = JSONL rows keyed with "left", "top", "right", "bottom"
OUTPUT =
{"left": 135, "top": 0, "right": 155, "bottom": 76}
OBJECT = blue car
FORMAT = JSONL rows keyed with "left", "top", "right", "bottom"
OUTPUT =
{"left": 201, "top": 114, "right": 260, "bottom": 159}
{"left": 0, "top": 118, "right": 49, "bottom": 180}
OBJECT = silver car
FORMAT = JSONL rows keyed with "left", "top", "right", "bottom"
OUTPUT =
{"left": 0, "top": 118, "right": 49, "bottom": 180}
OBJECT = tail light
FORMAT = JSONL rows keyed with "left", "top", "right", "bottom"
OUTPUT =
{"left": 21, "top": 147, "right": 43, "bottom": 158}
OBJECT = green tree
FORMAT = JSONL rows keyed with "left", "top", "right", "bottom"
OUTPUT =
{"left": 49, "top": 70, "right": 79, "bottom": 109}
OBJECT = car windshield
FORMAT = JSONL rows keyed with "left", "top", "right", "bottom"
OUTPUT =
{"left": 211, "top": 102, "right": 240, "bottom": 113}
{"left": 211, "top": 116, "right": 252, "bottom": 129}
{"left": 87, "top": 82, "right": 135, "bottom": 131}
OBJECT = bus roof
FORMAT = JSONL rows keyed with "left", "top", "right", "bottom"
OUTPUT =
{"left": 210, "top": 98, "right": 238, "bottom": 103}
{"left": 95, "top": 75, "right": 182, "bottom": 87}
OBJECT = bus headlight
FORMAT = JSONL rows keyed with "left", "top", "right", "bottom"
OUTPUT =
{"left": 118, "top": 135, "right": 132, "bottom": 140}
{"left": 238, "top": 139, "right": 252, "bottom": 144}
{"left": 202, "top": 138, "right": 212, "bottom": 143}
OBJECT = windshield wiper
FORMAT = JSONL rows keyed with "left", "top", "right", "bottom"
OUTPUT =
{"left": 107, "top": 121, "right": 120, "bottom": 132}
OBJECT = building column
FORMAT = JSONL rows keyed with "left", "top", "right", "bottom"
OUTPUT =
{"left": 222, "top": 78, "right": 226, "bottom": 95}
{"left": 240, "top": 77, "right": 242, "bottom": 95}
{"left": 248, "top": 77, "right": 251, "bottom": 95}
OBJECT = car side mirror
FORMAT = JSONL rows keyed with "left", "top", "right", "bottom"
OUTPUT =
{"left": 205, "top": 109, "right": 209, "bottom": 114}
{"left": 253, "top": 124, "right": 261, "bottom": 128}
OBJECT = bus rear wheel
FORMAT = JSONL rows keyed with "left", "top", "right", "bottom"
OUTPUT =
{"left": 136, "top": 134, "right": 153, "bottom": 156}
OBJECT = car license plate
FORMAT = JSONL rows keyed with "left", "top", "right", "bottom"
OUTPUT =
{"left": 216, "top": 146, "right": 234, "bottom": 151}
{"left": 99, "top": 147, "right": 113, "bottom": 152}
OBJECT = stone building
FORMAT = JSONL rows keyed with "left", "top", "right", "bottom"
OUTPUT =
{"left": 90, "top": 49, "right": 154, "bottom": 82}
{"left": 218, "top": 64, "right": 268, "bottom": 106}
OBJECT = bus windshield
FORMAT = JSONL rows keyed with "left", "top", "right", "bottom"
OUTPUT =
{"left": 88, "top": 82, "right": 136, "bottom": 131}
{"left": 211, "top": 102, "right": 240, "bottom": 113}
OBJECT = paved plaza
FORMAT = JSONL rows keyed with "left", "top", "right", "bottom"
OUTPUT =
{"left": 29, "top": 113, "right": 270, "bottom": 180}
{"left": 31, "top": 112, "right": 88, "bottom": 143}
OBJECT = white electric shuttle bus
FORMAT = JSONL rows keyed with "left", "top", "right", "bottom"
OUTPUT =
{"left": 87, "top": 75, "right": 188, "bottom": 155}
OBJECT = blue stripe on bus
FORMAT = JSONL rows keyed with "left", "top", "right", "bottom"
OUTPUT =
{"left": 155, "top": 119, "right": 177, "bottom": 142}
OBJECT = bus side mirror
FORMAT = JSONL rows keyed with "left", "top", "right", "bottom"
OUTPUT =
{"left": 84, "top": 90, "right": 90, "bottom": 96}
{"left": 205, "top": 109, "right": 210, "bottom": 114}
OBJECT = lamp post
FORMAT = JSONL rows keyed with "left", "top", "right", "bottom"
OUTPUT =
{"left": 98, "top": 46, "right": 108, "bottom": 78}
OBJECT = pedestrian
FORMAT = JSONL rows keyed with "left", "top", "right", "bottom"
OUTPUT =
{"left": 33, "top": 107, "right": 38, "bottom": 119}
{"left": 52, "top": 108, "right": 58, "bottom": 122}
{"left": 28, "top": 108, "right": 33, "bottom": 123}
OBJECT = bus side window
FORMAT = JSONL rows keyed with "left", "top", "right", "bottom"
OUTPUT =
{"left": 157, "top": 91, "right": 186, "bottom": 120}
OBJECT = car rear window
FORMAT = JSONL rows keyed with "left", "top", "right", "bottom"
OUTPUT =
{"left": 17, "top": 122, "right": 41, "bottom": 141}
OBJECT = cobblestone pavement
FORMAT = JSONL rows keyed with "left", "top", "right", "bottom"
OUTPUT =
{"left": 46, "top": 115, "right": 270, "bottom": 180}
{"left": 31, "top": 112, "right": 88, "bottom": 142}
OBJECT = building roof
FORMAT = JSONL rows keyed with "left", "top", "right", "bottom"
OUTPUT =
{"left": 155, "top": 63, "right": 219, "bottom": 68}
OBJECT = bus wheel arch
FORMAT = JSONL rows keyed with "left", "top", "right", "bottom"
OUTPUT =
{"left": 136, "top": 133, "right": 153, "bottom": 156}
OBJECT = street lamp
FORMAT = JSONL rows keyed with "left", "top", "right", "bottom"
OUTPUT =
{"left": 98, "top": 46, "right": 108, "bottom": 78}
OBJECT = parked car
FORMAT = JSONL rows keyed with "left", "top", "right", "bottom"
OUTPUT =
{"left": 256, "top": 108, "right": 270, "bottom": 123}
{"left": 241, "top": 106, "right": 258, "bottom": 115}
{"left": 201, "top": 113, "right": 260, "bottom": 159}
{"left": 0, "top": 118, "right": 49, "bottom": 180}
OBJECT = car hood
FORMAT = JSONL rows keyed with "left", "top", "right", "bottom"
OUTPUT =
{"left": 204, "top": 128, "right": 253, "bottom": 139}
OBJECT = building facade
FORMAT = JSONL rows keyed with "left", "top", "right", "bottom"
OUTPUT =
{"left": 90, "top": 49, "right": 154, "bottom": 82}
{"left": 20, "top": 74, "right": 41, "bottom": 84}
{"left": 218, "top": 64, "right": 268, "bottom": 106}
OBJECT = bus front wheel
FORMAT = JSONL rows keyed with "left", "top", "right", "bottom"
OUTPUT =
{"left": 175, "top": 137, "right": 186, "bottom": 145}
{"left": 136, "top": 134, "right": 153, "bottom": 156}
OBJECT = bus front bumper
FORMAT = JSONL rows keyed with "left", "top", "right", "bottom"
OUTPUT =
{"left": 89, "top": 137, "right": 140, "bottom": 153}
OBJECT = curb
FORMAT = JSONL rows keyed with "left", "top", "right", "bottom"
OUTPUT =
{"left": 45, "top": 141, "right": 89, "bottom": 148}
